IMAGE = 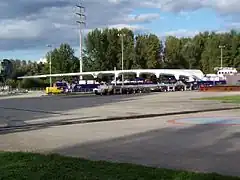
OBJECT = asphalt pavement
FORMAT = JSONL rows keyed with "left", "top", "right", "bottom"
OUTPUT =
{"left": 0, "top": 91, "right": 240, "bottom": 176}
{"left": 0, "top": 110, "right": 240, "bottom": 176}
{"left": 0, "top": 91, "right": 239, "bottom": 128}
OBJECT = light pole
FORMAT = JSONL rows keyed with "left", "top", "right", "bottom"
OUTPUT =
{"left": 219, "top": 45, "right": 225, "bottom": 68}
{"left": 46, "top": 44, "right": 52, "bottom": 87}
{"left": 118, "top": 33, "right": 125, "bottom": 86}
{"left": 76, "top": 2, "right": 86, "bottom": 80}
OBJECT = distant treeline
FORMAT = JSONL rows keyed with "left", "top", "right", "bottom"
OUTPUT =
{"left": 1, "top": 28, "right": 240, "bottom": 88}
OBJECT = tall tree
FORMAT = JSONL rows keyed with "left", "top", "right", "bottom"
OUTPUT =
{"left": 181, "top": 38, "right": 197, "bottom": 69}
{"left": 84, "top": 28, "right": 135, "bottom": 71}
{"left": 134, "top": 34, "right": 148, "bottom": 68}
{"left": 84, "top": 28, "right": 108, "bottom": 71}
{"left": 134, "top": 34, "right": 162, "bottom": 69}
{"left": 146, "top": 34, "right": 162, "bottom": 69}
{"left": 0, "top": 59, "right": 13, "bottom": 83}
{"left": 192, "top": 32, "right": 208, "bottom": 69}
{"left": 164, "top": 36, "right": 184, "bottom": 68}
{"left": 45, "top": 43, "right": 79, "bottom": 74}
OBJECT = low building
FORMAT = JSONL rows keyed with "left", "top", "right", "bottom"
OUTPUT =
{"left": 226, "top": 74, "right": 240, "bottom": 85}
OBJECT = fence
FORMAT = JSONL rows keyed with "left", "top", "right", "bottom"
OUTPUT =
{"left": 200, "top": 85, "right": 240, "bottom": 92}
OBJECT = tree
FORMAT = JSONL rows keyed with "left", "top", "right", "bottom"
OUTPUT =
{"left": 0, "top": 59, "right": 13, "bottom": 83}
{"left": 181, "top": 39, "right": 197, "bottom": 69}
{"left": 192, "top": 32, "right": 208, "bottom": 69}
{"left": 84, "top": 28, "right": 136, "bottom": 71}
{"left": 164, "top": 36, "right": 184, "bottom": 68}
{"left": 134, "top": 34, "right": 147, "bottom": 68}
{"left": 2, "top": 28, "right": 240, "bottom": 89}
{"left": 45, "top": 43, "right": 79, "bottom": 74}
{"left": 20, "top": 78, "right": 46, "bottom": 89}
{"left": 146, "top": 34, "right": 162, "bottom": 69}
{"left": 84, "top": 28, "right": 108, "bottom": 71}
{"left": 134, "top": 34, "right": 162, "bottom": 69}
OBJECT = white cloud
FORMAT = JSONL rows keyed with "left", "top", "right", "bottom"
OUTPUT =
{"left": 0, "top": 0, "right": 158, "bottom": 51}
{"left": 210, "top": 0, "right": 240, "bottom": 14}
{"left": 124, "top": 13, "right": 160, "bottom": 23}
{"left": 0, "top": 19, "right": 46, "bottom": 39}
{"left": 0, "top": 0, "right": 239, "bottom": 51}
{"left": 162, "top": 29, "right": 200, "bottom": 38}
{"left": 143, "top": 0, "right": 240, "bottom": 14}
{"left": 159, "top": 29, "right": 231, "bottom": 39}
{"left": 178, "top": 11, "right": 191, "bottom": 20}
{"left": 139, "top": 0, "right": 203, "bottom": 12}
{"left": 226, "top": 22, "right": 240, "bottom": 29}
{"left": 108, "top": 24, "right": 147, "bottom": 31}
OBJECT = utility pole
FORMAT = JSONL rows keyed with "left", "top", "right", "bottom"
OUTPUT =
{"left": 46, "top": 44, "right": 52, "bottom": 87}
{"left": 219, "top": 45, "right": 225, "bottom": 68}
{"left": 118, "top": 33, "right": 125, "bottom": 86}
{"left": 76, "top": 2, "right": 86, "bottom": 80}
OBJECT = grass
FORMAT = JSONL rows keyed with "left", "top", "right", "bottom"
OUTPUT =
{"left": 194, "top": 95, "right": 240, "bottom": 103}
{"left": 0, "top": 152, "right": 239, "bottom": 180}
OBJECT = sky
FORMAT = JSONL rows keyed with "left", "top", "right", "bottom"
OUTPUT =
{"left": 0, "top": 0, "right": 239, "bottom": 62}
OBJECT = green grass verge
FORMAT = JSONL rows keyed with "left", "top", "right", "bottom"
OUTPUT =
{"left": 0, "top": 152, "right": 239, "bottom": 180}
{"left": 194, "top": 95, "right": 240, "bottom": 103}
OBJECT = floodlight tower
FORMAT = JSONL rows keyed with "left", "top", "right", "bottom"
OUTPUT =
{"left": 219, "top": 45, "right": 225, "bottom": 68}
{"left": 117, "top": 33, "right": 125, "bottom": 86}
{"left": 46, "top": 44, "right": 53, "bottom": 87}
{"left": 76, "top": 2, "right": 86, "bottom": 79}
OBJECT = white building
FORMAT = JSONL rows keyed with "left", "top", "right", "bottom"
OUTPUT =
{"left": 18, "top": 68, "right": 204, "bottom": 81}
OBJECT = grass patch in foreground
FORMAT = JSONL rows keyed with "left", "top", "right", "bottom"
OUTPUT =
{"left": 0, "top": 152, "right": 239, "bottom": 180}
{"left": 194, "top": 95, "right": 240, "bottom": 103}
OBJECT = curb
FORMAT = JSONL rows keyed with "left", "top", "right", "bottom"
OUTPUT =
{"left": 0, "top": 106, "right": 240, "bottom": 134}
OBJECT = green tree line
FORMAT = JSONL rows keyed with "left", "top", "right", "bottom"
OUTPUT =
{"left": 1, "top": 28, "right": 240, "bottom": 88}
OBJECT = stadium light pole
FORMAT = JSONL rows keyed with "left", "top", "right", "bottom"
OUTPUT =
{"left": 76, "top": 2, "right": 86, "bottom": 80}
{"left": 219, "top": 45, "right": 225, "bottom": 68}
{"left": 46, "top": 44, "right": 52, "bottom": 87}
{"left": 118, "top": 33, "right": 125, "bottom": 86}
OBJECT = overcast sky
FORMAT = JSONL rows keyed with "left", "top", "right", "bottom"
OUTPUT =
{"left": 0, "top": 0, "right": 239, "bottom": 61}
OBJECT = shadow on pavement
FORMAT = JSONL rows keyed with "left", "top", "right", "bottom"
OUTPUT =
{"left": 53, "top": 123, "right": 240, "bottom": 177}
